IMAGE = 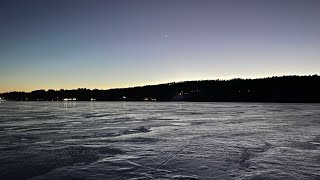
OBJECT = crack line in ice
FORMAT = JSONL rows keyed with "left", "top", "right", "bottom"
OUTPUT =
{"left": 150, "top": 138, "right": 194, "bottom": 174}
{"left": 119, "top": 138, "right": 195, "bottom": 179}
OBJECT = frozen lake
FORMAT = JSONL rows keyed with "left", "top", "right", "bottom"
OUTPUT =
{"left": 0, "top": 102, "right": 319, "bottom": 179}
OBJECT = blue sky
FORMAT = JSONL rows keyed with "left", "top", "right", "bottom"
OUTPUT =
{"left": 1, "top": 0, "right": 320, "bottom": 92}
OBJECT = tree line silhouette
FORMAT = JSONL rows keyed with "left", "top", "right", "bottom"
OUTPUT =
{"left": 1, "top": 75, "right": 319, "bottom": 102}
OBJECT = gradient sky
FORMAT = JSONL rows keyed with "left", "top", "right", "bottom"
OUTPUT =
{"left": 1, "top": 0, "right": 320, "bottom": 92}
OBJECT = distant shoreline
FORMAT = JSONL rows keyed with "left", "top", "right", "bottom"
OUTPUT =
{"left": 2, "top": 101, "right": 320, "bottom": 104}
{"left": 1, "top": 75, "right": 320, "bottom": 103}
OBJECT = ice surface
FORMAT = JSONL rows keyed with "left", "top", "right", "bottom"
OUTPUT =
{"left": 0, "top": 102, "right": 319, "bottom": 179}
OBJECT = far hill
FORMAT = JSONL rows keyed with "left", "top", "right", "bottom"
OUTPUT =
{"left": 1, "top": 75, "right": 320, "bottom": 103}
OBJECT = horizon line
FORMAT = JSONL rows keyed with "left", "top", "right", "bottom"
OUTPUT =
{"left": 1, "top": 74, "right": 318, "bottom": 94}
